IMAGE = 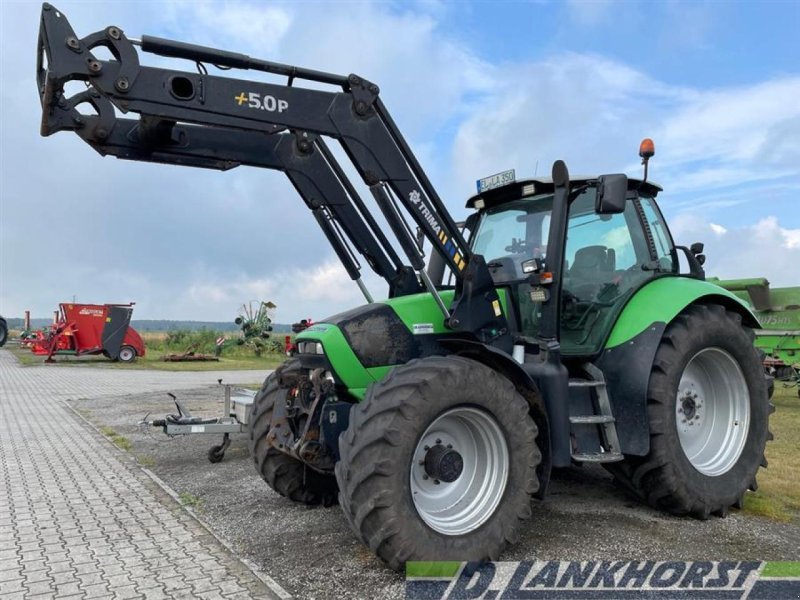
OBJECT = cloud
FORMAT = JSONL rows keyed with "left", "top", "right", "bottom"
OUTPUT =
{"left": 176, "top": 258, "right": 369, "bottom": 321}
{"left": 670, "top": 215, "right": 800, "bottom": 287}
{"left": 450, "top": 53, "right": 800, "bottom": 198}
{"left": 709, "top": 223, "right": 727, "bottom": 235}
{"left": 176, "top": 3, "right": 293, "bottom": 53}
{"left": 450, "top": 52, "right": 691, "bottom": 194}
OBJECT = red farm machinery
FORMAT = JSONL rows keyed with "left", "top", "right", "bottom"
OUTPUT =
{"left": 28, "top": 303, "right": 145, "bottom": 363}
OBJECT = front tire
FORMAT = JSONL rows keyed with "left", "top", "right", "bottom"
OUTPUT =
{"left": 336, "top": 356, "right": 541, "bottom": 571}
{"left": 248, "top": 360, "right": 338, "bottom": 506}
{"left": 608, "top": 304, "right": 772, "bottom": 518}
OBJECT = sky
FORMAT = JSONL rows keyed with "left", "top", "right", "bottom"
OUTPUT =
{"left": 1, "top": 0, "right": 798, "bottom": 322}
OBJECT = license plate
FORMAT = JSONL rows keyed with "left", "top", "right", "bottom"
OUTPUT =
{"left": 477, "top": 169, "right": 515, "bottom": 193}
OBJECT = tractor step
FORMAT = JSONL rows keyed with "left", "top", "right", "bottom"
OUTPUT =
{"left": 570, "top": 451, "right": 624, "bottom": 463}
{"left": 570, "top": 415, "right": 615, "bottom": 424}
{"left": 569, "top": 363, "right": 624, "bottom": 464}
{"left": 568, "top": 379, "right": 604, "bottom": 388}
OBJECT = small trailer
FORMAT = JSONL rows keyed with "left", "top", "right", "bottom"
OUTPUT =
{"left": 30, "top": 302, "right": 145, "bottom": 363}
{"left": 145, "top": 382, "right": 256, "bottom": 462}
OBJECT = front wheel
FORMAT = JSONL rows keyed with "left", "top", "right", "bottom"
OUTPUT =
{"left": 336, "top": 355, "right": 541, "bottom": 571}
{"left": 607, "top": 304, "right": 772, "bottom": 518}
{"left": 248, "top": 360, "right": 338, "bottom": 506}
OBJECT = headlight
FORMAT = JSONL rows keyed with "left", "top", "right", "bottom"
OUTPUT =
{"left": 298, "top": 341, "right": 324, "bottom": 354}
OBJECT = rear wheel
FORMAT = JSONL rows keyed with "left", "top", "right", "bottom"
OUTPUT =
{"left": 336, "top": 355, "right": 541, "bottom": 571}
{"left": 248, "top": 360, "right": 338, "bottom": 506}
{"left": 118, "top": 345, "right": 136, "bottom": 362}
{"left": 0, "top": 321, "right": 7, "bottom": 347}
{"left": 607, "top": 304, "right": 772, "bottom": 517}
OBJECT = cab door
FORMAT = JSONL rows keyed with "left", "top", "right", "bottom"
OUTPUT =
{"left": 559, "top": 190, "right": 657, "bottom": 356}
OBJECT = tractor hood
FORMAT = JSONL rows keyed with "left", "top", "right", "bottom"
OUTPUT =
{"left": 295, "top": 289, "right": 511, "bottom": 396}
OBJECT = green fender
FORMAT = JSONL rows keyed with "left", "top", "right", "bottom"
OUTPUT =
{"left": 605, "top": 277, "right": 760, "bottom": 349}
{"left": 598, "top": 277, "right": 761, "bottom": 456}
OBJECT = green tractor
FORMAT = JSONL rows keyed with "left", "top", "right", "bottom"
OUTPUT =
{"left": 38, "top": 5, "right": 772, "bottom": 570}
{"left": 275, "top": 156, "right": 773, "bottom": 568}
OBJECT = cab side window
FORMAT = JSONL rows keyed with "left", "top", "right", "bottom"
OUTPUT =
{"left": 639, "top": 197, "right": 677, "bottom": 272}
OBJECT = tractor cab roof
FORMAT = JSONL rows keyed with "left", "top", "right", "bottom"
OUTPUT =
{"left": 466, "top": 176, "right": 662, "bottom": 210}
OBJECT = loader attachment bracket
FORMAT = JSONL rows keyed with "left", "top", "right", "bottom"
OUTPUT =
{"left": 38, "top": 3, "right": 140, "bottom": 136}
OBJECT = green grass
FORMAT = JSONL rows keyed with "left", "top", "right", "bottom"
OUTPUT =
{"left": 99, "top": 426, "right": 133, "bottom": 452}
{"left": 743, "top": 385, "right": 800, "bottom": 522}
{"left": 7, "top": 337, "right": 286, "bottom": 371}
{"left": 138, "top": 456, "right": 156, "bottom": 468}
{"left": 120, "top": 353, "right": 284, "bottom": 371}
{"left": 178, "top": 492, "right": 203, "bottom": 509}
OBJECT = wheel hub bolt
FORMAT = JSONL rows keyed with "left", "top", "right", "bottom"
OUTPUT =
{"left": 681, "top": 393, "right": 698, "bottom": 420}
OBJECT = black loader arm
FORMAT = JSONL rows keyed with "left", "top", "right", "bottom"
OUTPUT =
{"left": 36, "top": 4, "right": 511, "bottom": 350}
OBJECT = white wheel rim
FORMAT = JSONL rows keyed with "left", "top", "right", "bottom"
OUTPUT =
{"left": 676, "top": 347, "right": 750, "bottom": 476}
{"left": 410, "top": 407, "right": 509, "bottom": 535}
{"left": 119, "top": 347, "right": 134, "bottom": 361}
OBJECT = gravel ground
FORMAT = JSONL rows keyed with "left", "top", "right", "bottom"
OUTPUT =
{"left": 73, "top": 385, "right": 800, "bottom": 600}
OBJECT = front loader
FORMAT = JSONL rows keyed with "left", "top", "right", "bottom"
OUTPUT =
{"left": 37, "top": 4, "right": 773, "bottom": 570}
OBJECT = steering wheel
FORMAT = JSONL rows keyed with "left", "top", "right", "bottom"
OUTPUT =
{"left": 504, "top": 238, "right": 530, "bottom": 254}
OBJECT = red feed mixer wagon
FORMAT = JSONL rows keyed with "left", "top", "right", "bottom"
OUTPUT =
{"left": 30, "top": 303, "right": 145, "bottom": 363}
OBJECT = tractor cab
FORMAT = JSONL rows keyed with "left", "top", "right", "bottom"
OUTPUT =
{"left": 467, "top": 171, "right": 675, "bottom": 357}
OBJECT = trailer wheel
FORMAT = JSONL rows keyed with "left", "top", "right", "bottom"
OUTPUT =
{"left": 249, "top": 360, "right": 338, "bottom": 506}
{"left": 118, "top": 345, "right": 137, "bottom": 362}
{"left": 336, "top": 356, "right": 541, "bottom": 571}
{"left": 208, "top": 445, "right": 226, "bottom": 463}
{"left": 607, "top": 304, "right": 772, "bottom": 518}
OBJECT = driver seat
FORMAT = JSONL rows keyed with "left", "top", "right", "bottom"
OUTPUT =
{"left": 568, "top": 246, "right": 615, "bottom": 300}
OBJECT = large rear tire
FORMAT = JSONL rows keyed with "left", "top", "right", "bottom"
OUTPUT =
{"left": 336, "top": 355, "right": 541, "bottom": 571}
{"left": 607, "top": 304, "right": 772, "bottom": 518}
{"left": 249, "top": 360, "right": 338, "bottom": 506}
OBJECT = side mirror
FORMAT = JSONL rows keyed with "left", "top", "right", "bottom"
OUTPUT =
{"left": 689, "top": 242, "right": 705, "bottom": 265}
{"left": 596, "top": 174, "right": 628, "bottom": 214}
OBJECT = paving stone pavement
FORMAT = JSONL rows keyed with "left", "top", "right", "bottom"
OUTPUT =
{"left": 0, "top": 350, "right": 283, "bottom": 599}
